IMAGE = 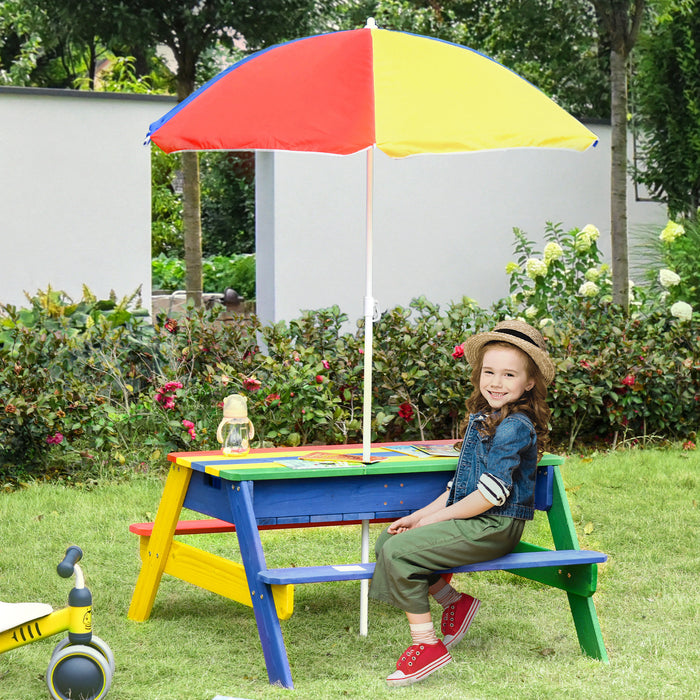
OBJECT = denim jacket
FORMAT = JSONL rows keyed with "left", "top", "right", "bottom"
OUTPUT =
{"left": 446, "top": 411, "right": 538, "bottom": 520}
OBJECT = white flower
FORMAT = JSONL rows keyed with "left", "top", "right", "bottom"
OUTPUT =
{"left": 505, "top": 261, "right": 520, "bottom": 275}
{"left": 659, "top": 221, "right": 685, "bottom": 243}
{"left": 525, "top": 257, "right": 548, "bottom": 279}
{"left": 539, "top": 318, "right": 554, "bottom": 329}
{"left": 579, "top": 281, "right": 600, "bottom": 297}
{"left": 628, "top": 279, "right": 636, "bottom": 303}
{"left": 585, "top": 267, "right": 601, "bottom": 282}
{"left": 580, "top": 224, "right": 600, "bottom": 241}
{"left": 659, "top": 269, "right": 681, "bottom": 288}
{"left": 670, "top": 301, "right": 693, "bottom": 321}
{"left": 575, "top": 231, "right": 593, "bottom": 252}
{"left": 525, "top": 305, "right": 538, "bottom": 319}
{"left": 543, "top": 242, "right": 563, "bottom": 263}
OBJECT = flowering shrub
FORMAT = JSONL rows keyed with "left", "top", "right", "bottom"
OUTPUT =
{"left": 645, "top": 216, "right": 700, "bottom": 319}
{"left": 506, "top": 222, "right": 612, "bottom": 322}
{"left": 504, "top": 222, "right": 699, "bottom": 447}
{"left": 2, "top": 228, "right": 699, "bottom": 485}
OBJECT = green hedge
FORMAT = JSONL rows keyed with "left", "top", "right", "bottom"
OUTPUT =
{"left": 1, "top": 223, "right": 698, "bottom": 482}
{"left": 152, "top": 254, "right": 256, "bottom": 300}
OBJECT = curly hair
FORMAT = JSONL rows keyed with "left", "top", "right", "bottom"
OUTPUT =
{"left": 459, "top": 341, "right": 551, "bottom": 459}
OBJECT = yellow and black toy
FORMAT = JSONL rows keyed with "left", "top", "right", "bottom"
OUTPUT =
{"left": 0, "top": 546, "right": 114, "bottom": 699}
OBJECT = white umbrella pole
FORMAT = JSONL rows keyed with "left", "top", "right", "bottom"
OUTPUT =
{"left": 360, "top": 146, "right": 375, "bottom": 637}
{"left": 361, "top": 145, "right": 374, "bottom": 465}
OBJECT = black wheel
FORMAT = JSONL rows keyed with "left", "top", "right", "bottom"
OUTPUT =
{"left": 46, "top": 644, "right": 113, "bottom": 700}
{"left": 51, "top": 635, "right": 116, "bottom": 674}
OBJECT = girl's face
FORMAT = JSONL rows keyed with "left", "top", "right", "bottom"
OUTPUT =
{"left": 479, "top": 345, "right": 535, "bottom": 410}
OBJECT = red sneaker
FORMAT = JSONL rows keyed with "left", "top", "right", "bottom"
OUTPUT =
{"left": 386, "top": 640, "right": 452, "bottom": 687}
{"left": 441, "top": 593, "right": 481, "bottom": 649}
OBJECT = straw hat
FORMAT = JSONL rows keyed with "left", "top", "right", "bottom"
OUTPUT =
{"left": 462, "top": 320, "right": 555, "bottom": 386}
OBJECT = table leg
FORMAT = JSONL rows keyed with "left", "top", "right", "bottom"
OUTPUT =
{"left": 360, "top": 519, "right": 370, "bottom": 636}
{"left": 228, "top": 480, "right": 294, "bottom": 689}
{"left": 128, "top": 462, "right": 191, "bottom": 621}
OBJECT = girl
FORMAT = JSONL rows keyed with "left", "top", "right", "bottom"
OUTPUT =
{"left": 369, "top": 320, "right": 555, "bottom": 687}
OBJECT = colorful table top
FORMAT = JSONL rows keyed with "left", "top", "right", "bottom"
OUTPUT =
{"left": 168, "top": 443, "right": 564, "bottom": 481}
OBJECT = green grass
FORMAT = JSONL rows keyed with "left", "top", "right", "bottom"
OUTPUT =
{"left": 1, "top": 449, "right": 698, "bottom": 699}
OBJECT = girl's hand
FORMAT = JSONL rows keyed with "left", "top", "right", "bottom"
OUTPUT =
{"left": 387, "top": 514, "right": 418, "bottom": 534}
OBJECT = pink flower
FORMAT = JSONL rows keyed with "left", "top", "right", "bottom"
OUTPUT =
{"left": 243, "top": 377, "right": 262, "bottom": 392}
{"left": 683, "top": 440, "right": 696, "bottom": 451}
{"left": 46, "top": 432, "right": 64, "bottom": 445}
{"left": 322, "top": 360, "right": 330, "bottom": 369}
{"left": 622, "top": 374, "right": 635, "bottom": 387}
{"left": 164, "top": 318, "right": 179, "bottom": 333}
{"left": 163, "top": 397, "right": 175, "bottom": 410}
{"left": 452, "top": 344, "right": 465, "bottom": 360}
{"left": 182, "top": 419, "right": 195, "bottom": 429}
{"left": 162, "top": 381, "right": 184, "bottom": 392}
{"left": 580, "top": 360, "right": 591, "bottom": 369}
{"left": 398, "top": 402, "right": 414, "bottom": 421}
{"left": 265, "top": 393, "right": 281, "bottom": 406}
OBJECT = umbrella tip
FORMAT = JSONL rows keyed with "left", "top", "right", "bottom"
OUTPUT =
{"left": 365, "top": 17, "right": 377, "bottom": 29}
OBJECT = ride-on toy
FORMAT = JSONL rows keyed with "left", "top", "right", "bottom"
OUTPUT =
{"left": 0, "top": 546, "right": 115, "bottom": 699}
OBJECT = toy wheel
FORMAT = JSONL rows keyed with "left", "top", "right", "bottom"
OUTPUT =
{"left": 46, "top": 644, "right": 113, "bottom": 700}
{"left": 51, "top": 635, "right": 116, "bottom": 674}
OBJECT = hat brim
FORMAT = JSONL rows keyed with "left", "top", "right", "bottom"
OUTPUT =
{"left": 462, "top": 331, "right": 555, "bottom": 386}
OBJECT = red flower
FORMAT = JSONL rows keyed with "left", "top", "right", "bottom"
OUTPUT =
{"left": 622, "top": 374, "right": 635, "bottom": 387}
{"left": 164, "top": 318, "right": 179, "bottom": 333}
{"left": 322, "top": 360, "right": 330, "bottom": 369}
{"left": 162, "top": 381, "right": 183, "bottom": 392}
{"left": 683, "top": 440, "right": 696, "bottom": 451}
{"left": 452, "top": 344, "right": 465, "bottom": 360}
{"left": 265, "top": 393, "right": 281, "bottom": 406}
{"left": 315, "top": 375, "right": 324, "bottom": 383}
{"left": 398, "top": 402, "right": 414, "bottom": 421}
{"left": 243, "top": 377, "right": 262, "bottom": 392}
{"left": 182, "top": 419, "right": 196, "bottom": 440}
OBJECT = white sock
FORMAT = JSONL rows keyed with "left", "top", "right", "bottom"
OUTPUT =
{"left": 409, "top": 621, "right": 439, "bottom": 646}
{"left": 432, "top": 584, "right": 462, "bottom": 608}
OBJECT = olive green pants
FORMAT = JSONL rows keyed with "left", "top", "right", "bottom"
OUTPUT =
{"left": 369, "top": 515, "right": 524, "bottom": 614}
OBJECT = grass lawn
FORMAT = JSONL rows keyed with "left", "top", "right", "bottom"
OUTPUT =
{"left": 1, "top": 449, "right": 698, "bottom": 699}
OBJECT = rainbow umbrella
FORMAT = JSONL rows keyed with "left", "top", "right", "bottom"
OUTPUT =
{"left": 147, "top": 18, "right": 597, "bottom": 644}
{"left": 148, "top": 20, "right": 597, "bottom": 463}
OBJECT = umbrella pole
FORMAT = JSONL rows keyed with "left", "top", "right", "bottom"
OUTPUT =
{"left": 361, "top": 145, "right": 374, "bottom": 465}
{"left": 360, "top": 146, "right": 375, "bottom": 637}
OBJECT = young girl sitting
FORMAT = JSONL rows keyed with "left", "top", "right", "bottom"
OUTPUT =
{"left": 369, "top": 319, "right": 555, "bottom": 687}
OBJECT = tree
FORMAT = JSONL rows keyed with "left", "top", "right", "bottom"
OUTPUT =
{"left": 633, "top": 1, "right": 700, "bottom": 215}
{"left": 0, "top": 0, "right": 105, "bottom": 87}
{"left": 343, "top": 1, "right": 610, "bottom": 119}
{"left": 590, "top": 0, "right": 646, "bottom": 310}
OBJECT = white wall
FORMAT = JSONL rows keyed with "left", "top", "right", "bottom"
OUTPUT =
{"left": 256, "top": 123, "right": 668, "bottom": 325}
{"left": 0, "top": 90, "right": 667, "bottom": 324}
{"left": 0, "top": 88, "right": 175, "bottom": 311}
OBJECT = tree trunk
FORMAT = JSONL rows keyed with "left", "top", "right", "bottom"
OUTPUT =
{"left": 610, "top": 45, "right": 629, "bottom": 311}
{"left": 176, "top": 56, "right": 203, "bottom": 308}
{"left": 182, "top": 151, "right": 203, "bottom": 308}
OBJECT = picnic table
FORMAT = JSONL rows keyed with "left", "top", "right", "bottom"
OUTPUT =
{"left": 127, "top": 443, "right": 607, "bottom": 688}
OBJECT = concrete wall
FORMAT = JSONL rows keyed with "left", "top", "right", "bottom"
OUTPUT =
{"left": 0, "top": 89, "right": 667, "bottom": 324}
{"left": 0, "top": 87, "right": 175, "bottom": 311}
{"left": 256, "top": 123, "right": 668, "bottom": 325}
